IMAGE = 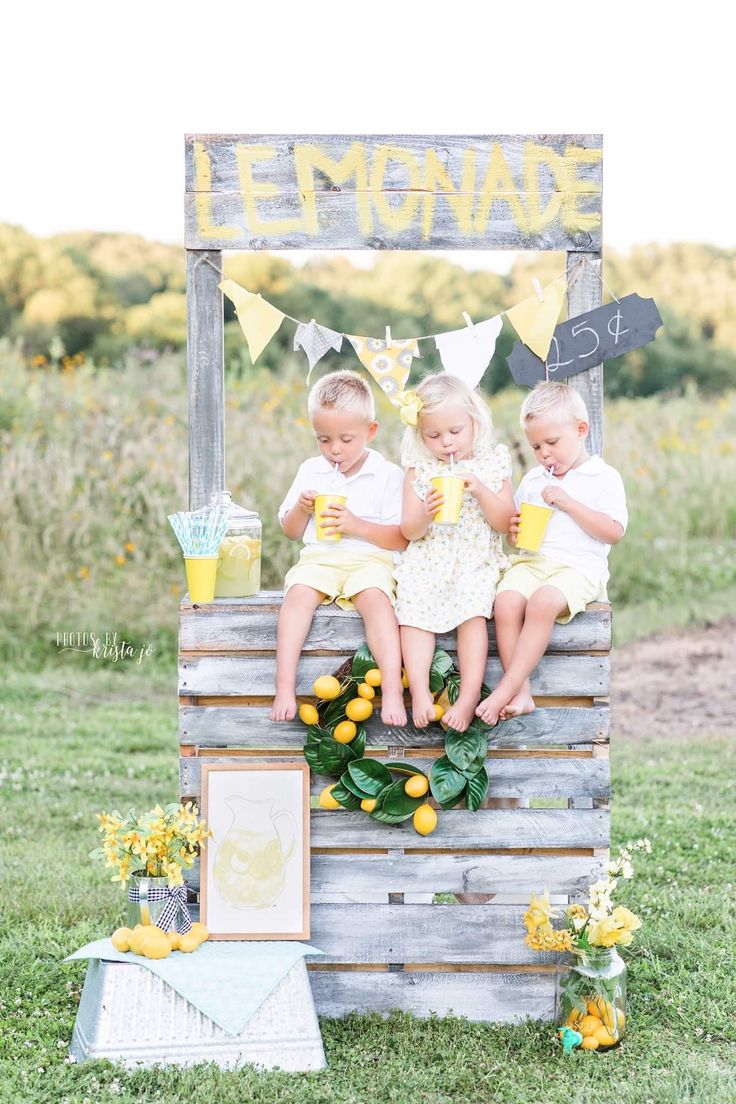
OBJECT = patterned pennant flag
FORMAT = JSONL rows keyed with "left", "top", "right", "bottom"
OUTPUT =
{"left": 506, "top": 275, "right": 568, "bottom": 361}
{"left": 219, "top": 279, "right": 285, "bottom": 363}
{"left": 434, "top": 315, "right": 503, "bottom": 389}
{"left": 293, "top": 320, "right": 344, "bottom": 383}
{"left": 346, "top": 335, "right": 421, "bottom": 402}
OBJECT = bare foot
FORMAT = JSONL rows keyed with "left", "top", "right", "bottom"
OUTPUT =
{"left": 442, "top": 696, "right": 478, "bottom": 732}
{"left": 411, "top": 689, "right": 436, "bottom": 728}
{"left": 475, "top": 687, "right": 510, "bottom": 727}
{"left": 381, "top": 688, "right": 407, "bottom": 727}
{"left": 499, "top": 689, "right": 536, "bottom": 721}
{"left": 270, "top": 689, "right": 297, "bottom": 722}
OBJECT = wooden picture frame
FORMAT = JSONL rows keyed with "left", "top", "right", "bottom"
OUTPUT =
{"left": 200, "top": 762, "right": 310, "bottom": 940}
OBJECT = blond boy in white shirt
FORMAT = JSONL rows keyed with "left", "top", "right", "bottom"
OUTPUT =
{"left": 271, "top": 371, "right": 408, "bottom": 726}
{"left": 476, "top": 381, "right": 627, "bottom": 727}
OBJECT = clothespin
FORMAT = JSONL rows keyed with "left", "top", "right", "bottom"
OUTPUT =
{"left": 532, "top": 277, "right": 545, "bottom": 302}
{"left": 385, "top": 326, "right": 392, "bottom": 348}
{"left": 310, "top": 318, "right": 316, "bottom": 325}
{"left": 462, "top": 311, "right": 476, "bottom": 336}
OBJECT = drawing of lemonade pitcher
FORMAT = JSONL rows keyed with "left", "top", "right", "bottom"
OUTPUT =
{"left": 213, "top": 796, "right": 296, "bottom": 909}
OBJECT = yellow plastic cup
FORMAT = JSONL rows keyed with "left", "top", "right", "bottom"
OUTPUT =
{"left": 516, "top": 502, "right": 553, "bottom": 552}
{"left": 315, "top": 494, "right": 347, "bottom": 541}
{"left": 430, "top": 475, "right": 464, "bottom": 526}
{"left": 184, "top": 555, "right": 219, "bottom": 603}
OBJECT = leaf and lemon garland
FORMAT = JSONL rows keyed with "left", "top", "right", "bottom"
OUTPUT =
{"left": 299, "top": 644, "right": 493, "bottom": 835}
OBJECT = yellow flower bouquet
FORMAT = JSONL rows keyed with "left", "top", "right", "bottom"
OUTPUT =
{"left": 524, "top": 839, "right": 651, "bottom": 1051}
{"left": 90, "top": 802, "right": 211, "bottom": 888}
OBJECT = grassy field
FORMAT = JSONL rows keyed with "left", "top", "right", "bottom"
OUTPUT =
{"left": 0, "top": 660, "right": 734, "bottom": 1104}
{"left": 2, "top": 344, "right": 736, "bottom": 666}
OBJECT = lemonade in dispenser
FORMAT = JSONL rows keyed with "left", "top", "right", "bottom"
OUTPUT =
{"left": 211, "top": 491, "right": 262, "bottom": 598}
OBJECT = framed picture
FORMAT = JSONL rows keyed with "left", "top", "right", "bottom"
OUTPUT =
{"left": 200, "top": 762, "right": 310, "bottom": 940}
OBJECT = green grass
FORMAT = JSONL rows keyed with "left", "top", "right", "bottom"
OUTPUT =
{"left": 0, "top": 662, "right": 734, "bottom": 1103}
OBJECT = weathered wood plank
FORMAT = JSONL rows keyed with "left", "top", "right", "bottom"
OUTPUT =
{"left": 566, "top": 251, "right": 604, "bottom": 456}
{"left": 178, "top": 598, "right": 611, "bottom": 654}
{"left": 181, "top": 754, "right": 610, "bottom": 803}
{"left": 184, "top": 134, "right": 602, "bottom": 252}
{"left": 179, "top": 703, "right": 610, "bottom": 748}
{"left": 309, "top": 969, "right": 556, "bottom": 1022}
{"left": 308, "top": 903, "right": 562, "bottom": 965}
{"left": 178, "top": 653, "right": 609, "bottom": 698}
{"left": 186, "top": 250, "right": 224, "bottom": 511}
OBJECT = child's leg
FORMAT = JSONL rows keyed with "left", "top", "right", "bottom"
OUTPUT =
{"left": 350, "top": 588, "right": 407, "bottom": 727}
{"left": 400, "top": 625, "right": 437, "bottom": 728}
{"left": 442, "top": 616, "right": 488, "bottom": 733}
{"left": 476, "top": 586, "right": 568, "bottom": 726}
{"left": 492, "top": 591, "right": 536, "bottom": 720}
{"left": 270, "top": 585, "right": 326, "bottom": 721}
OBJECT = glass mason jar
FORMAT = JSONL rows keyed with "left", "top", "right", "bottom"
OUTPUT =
{"left": 555, "top": 947, "right": 627, "bottom": 1050}
{"left": 211, "top": 490, "right": 262, "bottom": 598}
{"left": 126, "top": 873, "right": 170, "bottom": 930}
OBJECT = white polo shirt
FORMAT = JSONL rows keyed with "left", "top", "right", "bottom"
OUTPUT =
{"left": 514, "top": 455, "right": 628, "bottom": 586}
{"left": 278, "top": 448, "right": 404, "bottom": 554}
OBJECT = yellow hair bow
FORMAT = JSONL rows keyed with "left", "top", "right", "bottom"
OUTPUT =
{"left": 397, "top": 390, "right": 423, "bottom": 427}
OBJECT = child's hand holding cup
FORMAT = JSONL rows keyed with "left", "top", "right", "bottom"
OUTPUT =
{"left": 515, "top": 502, "right": 553, "bottom": 551}
{"left": 315, "top": 494, "right": 348, "bottom": 540}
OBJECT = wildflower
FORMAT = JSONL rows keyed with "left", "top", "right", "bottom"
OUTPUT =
{"left": 78, "top": 566, "right": 90, "bottom": 580}
{"left": 587, "top": 916, "right": 623, "bottom": 947}
{"left": 115, "top": 555, "right": 126, "bottom": 566}
{"left": 524, "top": 889, "right": 559, "bottom": 932}
{"left": 125, "top": 542, "right": 136, "bottom": 553}
{"left": 611, "top": 906, "right": 642, "bottom": 947}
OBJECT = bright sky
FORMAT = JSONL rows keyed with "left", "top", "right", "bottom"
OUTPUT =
{"left": 2, "top": 1, "right": 731, "bottom": 268}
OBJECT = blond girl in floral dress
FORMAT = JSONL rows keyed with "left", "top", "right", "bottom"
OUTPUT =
{"left": 395, "top": 374, "right": 515, "bottom": 731}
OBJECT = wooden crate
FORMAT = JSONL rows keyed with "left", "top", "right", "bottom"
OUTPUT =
{"left": 179, "top": 592, "right": 611, "bottom": 1022}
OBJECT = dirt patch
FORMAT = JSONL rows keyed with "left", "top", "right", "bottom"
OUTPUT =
{"left": 612, "top": 618, "right": 736, "bottom": 739}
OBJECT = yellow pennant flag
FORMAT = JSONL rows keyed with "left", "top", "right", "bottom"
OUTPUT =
{"left": 219, "top": 279, "right": 285, "bottom": 363}
{"left": 506, "top": 275, "right": 567, "bottom": 362}
{"left": 346, "top": 335, "right": 421, "bottom": 402}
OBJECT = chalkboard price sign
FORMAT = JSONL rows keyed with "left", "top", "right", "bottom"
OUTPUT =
{"left": 507, "top": 293, "right": 663, "bottom": 388}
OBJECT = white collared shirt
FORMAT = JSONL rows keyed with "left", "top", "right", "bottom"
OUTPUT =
{"left": 514, "top": 455, "right": 628, "bottom": 585}
{"left": 278, "top": 448, "right": 404, "bottom": 553}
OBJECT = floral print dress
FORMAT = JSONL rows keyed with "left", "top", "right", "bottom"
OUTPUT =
{"left": 394, "top": 444, "right": 511, "bottom": 633}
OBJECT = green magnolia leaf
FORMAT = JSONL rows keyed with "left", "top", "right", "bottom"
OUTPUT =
{"left": 445, "top": 726, "right": 487, "bottom": 772}
{"left": 330, "top": 780, "right": 361, "bottom": 810}
{"left": 445, "top": 673, "right": 461, "bottom": 705}
{"left": 351, "top": 725, "right": 367, "bottom": 758}
{"left": 380, "top": 778, "right": 424, "bottom": 816}
{"left": 428, "top": 648, "right": 454, "bottom": 693}
{"left": 429, "top": 756, "right": 467, "bottom": 805}
{"left": 369, "top": 804, "right": 414, "bottom": 824}
{"left": 465, "top": 766, "right": 489, "bottom": 811}
{"left": 306, "top": 724, "right": 332, "bottom": 744}
{"left": 439, "top": 788, "right": 466, "bottom": 811}
{"left": 318, "top": 735, "right": 358, "bottom": 775}
{"left": 382, "top": 761, "right": 424, "bottom": 776}
{"left": 351, "top": 643, "right": 376, "bottom": 680}
{"left": 322, "top": 689, "right": 354, "bottom": 727}
{"left": 340, "top": 770, "right": 373, "bottom": 800}
{"left": 348, "top": 758, "right": 393, "bottom": 796}
{"left": 303, "top": 744, "right": 324, "bottom": 772}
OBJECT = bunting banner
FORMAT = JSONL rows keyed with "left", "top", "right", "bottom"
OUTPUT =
{"left": 293, "top": 320, "right": 344, "bottom": 383}
{"left": 345, "top": 335, "right": 421, "bottom": 402}
{"left": 506, "top": 275, "right": 567, "bottom": 361}
{"left": 434, "top": 315, "right": 503, "bottom": 389}
{"left": 219, "top": 279, "right": 285, "bottom": 364}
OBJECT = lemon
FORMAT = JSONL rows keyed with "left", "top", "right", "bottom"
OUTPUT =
{"left": 364, "top": 668, "right": 382, "bottom": 687}
{"left": 580, "top": 1035, "right": 599, "bottom": 1050}
{"left": 565, "top": 1010, "right": 584, "bottom": 1029}
{"left": 111, "top": 926, "right": 133, "bottom": 952}
{"left": 140, "top": 927, "right": 171, "bottom": 960}
{"left": 298, "top": 703, "right": 319, "bottom": 725}
{"left": 593, "top": 1025, "right": 618, "bottom": 1047}
{"left": 129, "top": 924, "right": 149, "bottom": 955}
{"left": 345, "top": 697, "right": 373, "bottom": 722}
{"left": 334, "top": 720, "right": 357, "bottom": 744}
{"left": 413, "top": 803, "right": 437, "bottom": 835}
{"left": 190, "top": 922, "right": 210, "bottom": 944}
{"left": 432, "top": 703, "right": 445, "bottom": 722}
{"left": 400, "top": 668, "right": 410, "bottom": 688}
{"left": 319, "top": 784, "right": 341, "bottom": 809}
{"left": 178, "top": 931, "right": 201, "bottom": 953}
{"left": 357, "top": 682, "right": 375, "bottom": 700}
{"left": 404, "top": 775, "right": 429, "bottom": 798}
{"left": 360, "top": 797, "right": 377, "bottom": 812}
{"left": 167, "top": 930, "right": 181, "bottom": 951}
{"left": 313, "top": 675, "right": 342, "bottom": 700}
{"left": 579, "top": 1014, "right": 603, "bottom": 1036}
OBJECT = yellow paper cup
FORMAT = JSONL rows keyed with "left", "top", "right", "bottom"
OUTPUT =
{"left": 516, "top": 502, "right": 553, "bottom": 552}
{"left": 430, "top": 475, "right": 464, "bottom": 526}
{"left": 184, "top": 555, "right": 219, "bottom": 603}
{"left": 315, "top": 494, "right": 347, "bottom": 541}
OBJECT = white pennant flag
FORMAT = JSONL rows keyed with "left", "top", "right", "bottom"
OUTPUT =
{"left": 434, "top": 315, "right": 503, "bottom": 388}
{"left": 293, "top": 320, "right": 344, "bottom": 382}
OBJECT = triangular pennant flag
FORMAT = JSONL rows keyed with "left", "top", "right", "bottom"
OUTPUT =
{"left": 506, "top": 275, "right": 567, "bottom": 361}
{"left": 346, "top": 335, "right": 421, "bottom": 402}
{"left": 434, "top": 315, "right": 503, "bottom": 388}
{"left": 219, "top": 279, "right": 285, "bottom": 364}
{"left": 293, "top": 320, "right": 344, "bottom": 383}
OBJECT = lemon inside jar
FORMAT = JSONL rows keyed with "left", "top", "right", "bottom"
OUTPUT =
{"left": 211, "top": 492, "right": 262, "bottom": 598}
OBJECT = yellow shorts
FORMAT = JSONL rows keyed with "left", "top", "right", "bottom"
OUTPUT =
{"left": 496, "top": 554, "right": 605, "bottom": 624}
{"left": 284, "top": 546, "right": 396, "bottom": 611}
